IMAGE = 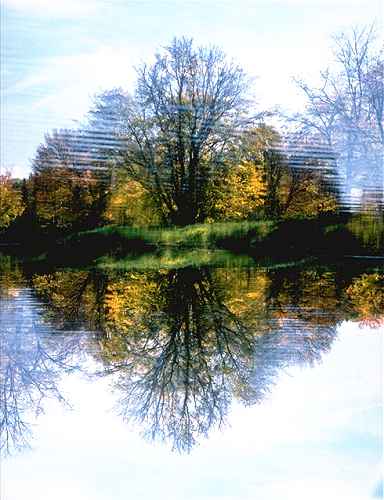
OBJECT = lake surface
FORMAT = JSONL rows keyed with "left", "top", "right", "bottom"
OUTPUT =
{"left": 0, "top": 255, "right": 382, "bottom": 500}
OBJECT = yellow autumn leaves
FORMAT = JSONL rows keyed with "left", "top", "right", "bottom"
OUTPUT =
{"left": 213, "top": 161, "right": 266, "bottom": 220}
{"left": 0, "top": 174, "right": 25, "bottom": 230}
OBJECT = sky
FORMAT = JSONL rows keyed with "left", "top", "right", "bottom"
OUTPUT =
{"left": 1, "top": 0, "right": 383, "bottom": 178}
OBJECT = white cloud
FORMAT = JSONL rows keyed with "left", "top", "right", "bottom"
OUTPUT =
{"left": 1, "top": 0, "right": 102, "bottom": 18}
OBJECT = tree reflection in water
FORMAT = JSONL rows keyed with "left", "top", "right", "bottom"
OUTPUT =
{"left": 102, "top": 268, "right": 260, "bottom": 452}
{"left": 94, "top": 267, "right": 338, "bottom": 452}
{"left": 1, "top": 258, "right": 382, "bottom": 453}
{"left": 0, "top": 265, "right": 85, "bottom": 455}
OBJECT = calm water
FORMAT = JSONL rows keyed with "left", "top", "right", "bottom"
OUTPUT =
{"left": 0, "top": 255, "right": 382, "bottom": 500}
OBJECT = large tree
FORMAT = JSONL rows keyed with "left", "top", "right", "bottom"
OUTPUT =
{"left": 294, "top": 26, "right": 383, "bottom": 208}
{"left": 90, "top": 38, "right": 252, "bottom": 225}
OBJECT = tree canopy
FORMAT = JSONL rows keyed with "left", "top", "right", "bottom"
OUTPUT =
{"left": 91, "top": 37, "right": 252, "bottom": 225}
{"left": 294, "top": 26, "right": 383, "bottom": 207}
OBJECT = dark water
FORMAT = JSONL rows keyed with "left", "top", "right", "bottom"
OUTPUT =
{"left": 0, "top": 255, "right": 382, "bottom": 500}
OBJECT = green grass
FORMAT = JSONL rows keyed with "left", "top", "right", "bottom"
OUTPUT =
{"left": 26, "top": 215, "right": 384, "bottom": 268}
{"left": 33, "top": 220, "right": 278, "bottom": 267}
{"left": 347, "top": 213, "right": 384, "bottom": 253}
{"left": 79, "top": 220, "right": 277, "bottom": 249}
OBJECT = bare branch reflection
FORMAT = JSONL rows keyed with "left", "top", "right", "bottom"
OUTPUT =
{"left": 105, "top": 268, "right": 259, "bottom": 451}
{"left": 96, "top": 267, "right": 338, "bottom": 452}
{"left": 0, "top": 288, "right": 83, "bottom": 455}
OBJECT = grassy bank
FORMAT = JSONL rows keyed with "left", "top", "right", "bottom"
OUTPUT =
{"left": 1, "top": 214, "right": 382, "bottom": 268}
{"left": 1, "top": 219, "right": 279, "bottom": 266}
{"left": 67, "top": 220, "right": 276, "bottom": 249}
{"left": 27, "top": 220, "right": 275, "bottom": 266}
{"left": 37, "top": 215, "right": 382, "bottom": 266}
